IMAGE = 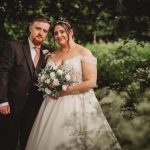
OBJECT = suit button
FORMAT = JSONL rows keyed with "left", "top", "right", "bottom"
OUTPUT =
{"left": 25, "top": 93, "right": 29, "bottom": 96}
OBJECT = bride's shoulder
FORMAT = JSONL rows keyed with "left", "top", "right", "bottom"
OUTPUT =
{"left": 76, "top": 44, "right": 96, "bottom": 63}
{"left": 77, "top": 44, "right": 93, "bottom": 57}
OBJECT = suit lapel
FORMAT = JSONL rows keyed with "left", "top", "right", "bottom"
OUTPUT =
{"left": 22, "top": 39, "right": 34, "bottom": 76}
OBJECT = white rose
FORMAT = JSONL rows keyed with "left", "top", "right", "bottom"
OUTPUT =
{"left": 46, "top": 61, "right": 52, "bottom": 67}
{"left": 57, "top": 69, "right": 63, "bottom": 75}
{"left": 40, "top": 74, "right": 46, "bottom": 81}
{"left": 45, "top": 78, "right": 51, "bottom": 84}
{"left": 50, "top": 72, "right": 56, "bottom": 78}
{"left": 42, "top": 49, "right": 49, "bottom": 54}
{"left": 62, "top": 85, "right": 67, "bottom": 91}
{"left": 53, "top": 66, "right": 58, "bottom": 70}
{"left": 38, "top": 73, "right": 42, "bottom": 77}
{"left": 65, "top": 74, "right": 71, "bottom": 81}
{"left": 45, "top": 88, "right": 51, "bottom": 95}
{"left": 40, "top": 88, "right": 45, "bottom": 92}
{"left": 52, "top": 78, "right": 60, "bottom": 86}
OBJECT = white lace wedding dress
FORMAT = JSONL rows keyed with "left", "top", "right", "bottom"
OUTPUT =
{"left": 25, "top": 56, "right": 121, "bottom": 150}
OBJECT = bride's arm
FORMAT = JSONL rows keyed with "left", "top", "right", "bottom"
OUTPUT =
{"left": 60, "top": 50, "right": 97, "bottom": 96}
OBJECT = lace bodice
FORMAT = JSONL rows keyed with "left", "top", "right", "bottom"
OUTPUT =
{"left": 46, "top": 55, "right": 97, "bottom": 83}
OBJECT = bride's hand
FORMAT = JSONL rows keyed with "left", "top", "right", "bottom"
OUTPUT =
{"left": 49, "top": 86, "right": 74, "bottom": 99}
{"left": 59, "top": 91, "right": 67, "bottom": 97}
{"left": 59, "top": 86, "right": 73, "bottom": 97}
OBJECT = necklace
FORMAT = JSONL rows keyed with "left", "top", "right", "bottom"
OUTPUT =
{"left": 53, "top": 43, "right": 77, "bottom": 66}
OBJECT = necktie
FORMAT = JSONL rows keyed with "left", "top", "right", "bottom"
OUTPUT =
{"left": 34, "top": 46, "right": 40, "bottom": 67}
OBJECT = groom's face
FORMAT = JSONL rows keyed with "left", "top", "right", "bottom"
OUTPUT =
{"left": 29, "top": 21, "right": 50, "bottom": 45}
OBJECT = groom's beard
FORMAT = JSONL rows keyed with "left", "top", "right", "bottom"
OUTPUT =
{"left": 33, "top": 35, "right": 44, "bottom": 45}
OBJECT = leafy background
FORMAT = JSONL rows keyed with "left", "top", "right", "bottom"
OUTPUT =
{"left": 0, "top": 0, "right": 150, "bottom": 150}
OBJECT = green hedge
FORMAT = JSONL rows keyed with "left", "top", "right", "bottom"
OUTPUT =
{"left": 86, "top": 40, "right": 150, "bottom": 150}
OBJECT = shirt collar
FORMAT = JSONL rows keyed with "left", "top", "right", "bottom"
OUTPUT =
{"left": 28, "top": 38, "right": 41, "bottom": 49}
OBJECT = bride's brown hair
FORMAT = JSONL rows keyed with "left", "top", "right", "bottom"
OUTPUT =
{"left": 52, "top": 19, "right": 75, "bottom": 38}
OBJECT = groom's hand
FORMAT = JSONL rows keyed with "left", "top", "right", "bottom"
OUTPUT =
{"left": 0, "top": 105, "right": 11, "bottom": 115}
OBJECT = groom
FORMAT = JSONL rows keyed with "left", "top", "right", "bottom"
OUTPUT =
{"left": 0, "top": 16, "right": 51, "bottom": 150}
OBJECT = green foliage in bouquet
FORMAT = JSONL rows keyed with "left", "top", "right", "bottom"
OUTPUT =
{"left": 36, "top": 65, "right": 74, "bottom": 97}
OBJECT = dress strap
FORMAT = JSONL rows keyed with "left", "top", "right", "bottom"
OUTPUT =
{"left": 81, "top": 56, "right": 97, "bottom": 64}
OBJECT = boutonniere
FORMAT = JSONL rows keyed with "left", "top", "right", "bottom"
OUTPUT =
{"left": 42, "top": 49, "right": 51, "bottom": 60}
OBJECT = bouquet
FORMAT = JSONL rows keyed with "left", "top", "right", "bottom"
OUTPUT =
{"left": 36, "top": 65, "right": 74, "bottom": 97}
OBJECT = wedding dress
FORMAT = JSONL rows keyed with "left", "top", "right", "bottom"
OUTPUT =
{"left": 25, "top": 55, "right": 121, "bottom": 150}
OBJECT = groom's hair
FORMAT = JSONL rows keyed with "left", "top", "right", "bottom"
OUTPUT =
{"left": 31, "top": 16, "right": 51, "bottom": 25}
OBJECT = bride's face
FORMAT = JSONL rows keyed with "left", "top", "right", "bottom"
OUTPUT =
{"left": 54, "top": 25, "right": 70, "bottom": 46}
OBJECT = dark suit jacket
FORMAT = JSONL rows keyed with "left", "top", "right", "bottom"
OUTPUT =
{"left": 0, "top": 38, "right": 51, "bottom": 114}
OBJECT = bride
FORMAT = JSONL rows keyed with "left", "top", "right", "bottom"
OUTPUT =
{"left": 25, "top": 20, "right": 121, "bottom": 150}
